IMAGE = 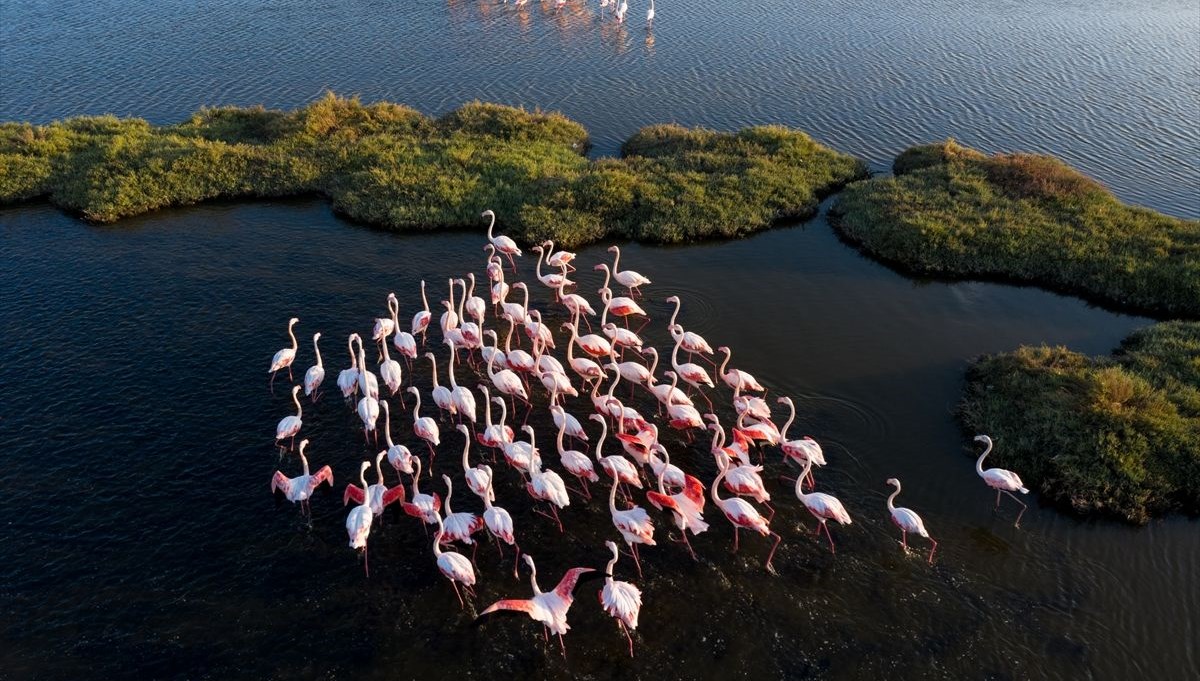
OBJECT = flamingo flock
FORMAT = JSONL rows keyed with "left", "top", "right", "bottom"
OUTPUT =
{"left": 267, "top": 208, "right": 1031, "bottom": 657}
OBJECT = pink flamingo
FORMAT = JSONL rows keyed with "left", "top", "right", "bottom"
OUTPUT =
{"left": 345, "top": 461, "right": 374, "bottom": 576}
{"left": 974, "top": 435, "right": 1030, "bottom": 526}
{"left": 525, "top": 431, "right": 571, "bottom": 531}
{"left": 886, "top": 478, "right": 937, "bottom": 563}
{"left": 274, "top": 385, "right": 303, "bottom": 451}
{"left": 711, "top": 456, "right": 781, "bottom": 575}
{"left": 343, "top": 450, "right": 406, "bottom": 516}
{"left": 556, "top": 281, "right": 595, "bottom": 331}
{"left": 532, "top": 245, "right": 575, "bottom": 294}
{"left": 457, "top": 424, "right": 493, "bottom": 502}
{"left": 407, "top": 387, "right": 441, "bottom": 469}
{"left": 608, "top": 245, "right": 651, "bottom": 297}
{"left": 401, "top": 457, "right": 442, "bottom": 525}
{"left": 381, "top": 401, "right": 415, "bottom": 475}
{"left": 476, "top": 385, "right": 514, "bottom": 450}
{"left": 479, "top": 554, "right": 594, "bottom": 658}
{"left": 433, "top": 511, "right": 477, "bottom": 609}
{"left": 599, "top": 540, "right": 643, "bottom": 657}
{"left": 355, "top": 345, "right": 380, "bottom": 444}
{"left": 778, "top": 396, "right": 825, "bottom": 488}
{"left": 542, "top": 239, "right": 577, "bottom": 272}
{"left": 302, "top": 332, "right": 325, "bottom": 401}
{"left": 563, "top": 322, "right": 605, "bottom": 386}
{"left": 550, "top": 400, "right": 588, "bottom": 446}
{"left": 411, "top": 280, "right": 432, "bottom": 343}
{"left": 794, "top": 457, "right": 852, "bottom": 553}
{"left": 644, "top": 448, "right": 708, "bottom": 560}
{"left": 590, "top": 413, "right": 642, "bottom": 489}
{"left": 553, "top": 407, "right": 599, "bottom": 499}
{"left": 486, "top": 345, "right": 529, "bottom": 412}
{"left": 480, "top": 468, "right": 521, "bottom": 577}
{"left": 669, "top": 325, "right": 714, "bottom": 409}
{"left": 268, "top": 317, "right": 299, "bottom": 388}
{"left": 650, "top": 369, "right": 694, "bottom": 409}
{"left": 608, "top": 476, "right": 656, "bottom": 577}
{"left": 665, "top": 297, "right": 714, "bottom": 362}
{"left": 270, "top": 439, "right": 333, "bottom": 512}
{"left": 500, "top": 413, "right": 536, "bottom": 473}
{"left": 440, "top": 474, "right": 485, "bottom": 548}
{"left": 336, "top": 334, "right": 359, "bottom": 401}
{"left": 446, "top": 341, "right": 476, "bottom": 423}
{"left": 426, "top": 352, "right": 457, "bottom": 419}
{"left": 372, "top": 296, "right": 395, "bottom": 359}
{"left": 717, "top": 346, "right": 764, "bottom": 392}
{"left": 483, "top": 209, "right": 522, "bottom": 271}
{"left": 389, "top": 294, "right": 418, "bottom": 362}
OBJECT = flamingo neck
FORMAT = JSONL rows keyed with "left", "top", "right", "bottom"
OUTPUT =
{"left": 313, "top": 335, "right": 323, "bottom": 368}
{"left": 375, "top": 453, "right": 385, "bottom": 484}
{"left": 604, "top": 549, "right": 619, "bottom": 582}
{"left": 887, "top": 483, "right": 900, "bottom": 511}
{"left": 288, "top": 320, "right": 298, "bottom": 351}
{"left": 669, "top": 298, "right": 680, "bottom": 328}
{"left": 411, "top": 392, "right": 421, "bottom": 420}
{"left": 383, "top": 403, "right": 394, "bottom": 446}
{"left": 486, "top": 213, "right": 496, "bottom": 240}
{"left": 444, "top": 479, "right": 454, "bottom": 514}
{"left": 429, "top": 355, "right": 440, "bottom": 387}
{"left": 447, "top": 344, "right": 458, "bottom": 388}
{"left": 795, "top": 459, "right": 813, "bottom": 500}
{"left": 593, "top": 419, "right": 607, "bottom": 460}
{"left": 711, "top": 464, "right": 726, "bottom": 503}
{"left": 718, "top": 347, "right": 731, "bottom": 379}
{"left": 461, "top": 438, "right": 470, "bottom": 473}
{"left": 528, "top": 561, "right": 542, "bottom": 596}
{"left": 483, "top": 388, "right": 494, "bottom": 428}
{"left": 611, "top": 247, "right": 621, "bottom": 274}
{"left": 299, "top": 451, "right": 310, "bottom": 476}
{"left": 647, "top": 349, "right": 659, "bottom": 376}
{"left": 556, "top": 416, "right": 567, "bottom": 455}
{"left": 412, "top": 460, "right": 423, "bottom": 495}
{"left": 433, "top": 515, "right": 444, "bottom": 556}
{"left": 420, "top": 280, "right": 429, "bottom": 313}
{"left": 292, "top": 388, "right": 302, "bottom": 418}
{"left": 347, "top": 337, "right": 357, "bottom": 367}
{"left": 976, "top": 440, "right": 991, "bottom": 475}
{"left": 608, "top": 478, "right": 619, "bottom": 513}
{"left": 780, "top": 399, "right": 796, "bottom": 440}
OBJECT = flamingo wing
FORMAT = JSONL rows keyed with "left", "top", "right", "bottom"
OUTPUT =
{"left": 553, "top": 567, "right": 596, "bottom": 599}
{"left": 480, "top": 598, "right": 536, "bottom": 618}
{"left": 382, "top": 484, "right": 406, "bottom": 507}
{"left": 270, "top": 471, "right": 292, "bottom": 496}
{"left": 305, "top": 466, "right": 333, "bottom": 496}
{"left": 645, "top": 490, "right": 677, "bottom": 512}
{"left": 343, "top": 484, "right": 365, "bottom": 506}
{"left": 682, "top": 474, "right": 706, "bottom": 508}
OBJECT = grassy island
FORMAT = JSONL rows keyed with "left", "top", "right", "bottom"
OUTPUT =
{"left": 960, "top": 321, "right": 1200, "bottom": 523}
{"left": 830, "top": 141, "right": 1200, "bottom": 318}
{"left": 0, "top": 93, "right": 867, "bottom": 247}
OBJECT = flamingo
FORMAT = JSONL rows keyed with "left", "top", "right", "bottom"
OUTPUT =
{"left": 355, "top": 345, "right": 380, "bottom": 443}
{"left": 711, "top": 456, "right": 781, "bottom": 575}
{"left": 778, "top": 396, "right": 825, "bottom": 487}
{"left": 646, "top": 0, "right": 654, "bottom": 29}
{"left": 426, "top": 352, "right": 457, "bottom": 419}
{"left": 563, "top": 317, "right": 612, "bottom": 358}
{"left": 553, "top": 408, "right": 599, "bottom": 499}
{"left": 464, "top": 273, "right": 487, "bottom": 324}
{"left": 501, "top": 315, "right": 534, "bottom": 377}
{"left": 717, "top": 346, "right": 764, "bottom": 392}
{"left": 389, "top": 295, "right": 418, "bottom": 361}
{"left": 481, "top": 329, "right": 508, "bottom": 371}
{"left": 733, "top": 383, "right": 772, "bottom": 422}
{"left": 524, "top": 310, "right": 556, "bottom": 350}
{"left": 501, "top": 408, "right": 536, "bottom": 473}
{"left": 353, "top": 334, "right": 380, "bottom": 400}
{"left": 433, "top": 511, "right": 477, "bottom": 609}
{"left": 599, "top": 540, "right": 643, "bottom": 657}
{"left": 378, "top": 329, "right": 403, "bottom": 396}
{"left": 440, "top": 278, "right": 460, "bottom": 335}
{"left": 303, "top": 332, "right": 325, "bottom": 401}
{"left": 440, "top": 474, "right": 485, "bottom": 547}
{"left": 646, "top": 447, "right": 686, "bottom": 491}
{"left": 479, "top": 555, "right": 594, "bottom": 658}
{"left": 538, "top": 367, "right": 578, "bottom": 407}
{"left": 590, "top": 413, "right": 642, "bottom": 489}
{"left": 669, "top": 324, "right": 715, "bottom": 408}
{"left": 489, "top": 256, "right": 510, "bottom": 306}
{"left": 534, "top": 335, "right": 566, "bottom": 376}
{"left": 665, "top": 297, "right": 714, "bottom": 360}
{"left": 608, "top": 247, "right": 651, "bottom": 296}
{"left": 708, "top": 422, "right": 772, "bottom": 511}
{"left": 794, "top": 457, "right": 852, "bottom": 553}
{"left": 542, "top": 239, "right": 576, "bottom": 272}
{"left": 480, "top": 468, "right": 521, "bottom": 577}
{"left": 608, "top": 477, "right": 656, "bottom": 577}
{"left": 336, "top": 334, "right": 359, "bottom": 400}
{"left": 458, "top": 424, "right": 493, "bottom": 503}
{"left": 274, "top": 385, "right": 303, "bottom": 451}
{"left": 268, "top": 317, "right": 299, "bottom": 387}
{"left": 532, "top": 245, "right": 574, "bottom": 294}
{"left": 455, "top": 279, "right": 481, "bottom": 350}
{"left": 372, "top": 296, "right": 396, "bottom": 358}
{"left": 407, "top": 387, "right": 441, "bottom": 468}
{"left": 270, "top": 439, "right": 333, "bottom": 512}
{"left": 645, "top": 448, "right": 708, "bottom": 560}
{"left": 550, "top": 400, "right": 588, "bottom": 445}
{"left": 412, "top": 279, "right": 433, "bottom": 342}
{"left": 401, "top": 457, "right": 442, "bottom": 525}
{"left": 886, "top": 478, "right": 938, "bottom": 563}
{"left": 525, "top": 429, "right": 571, "bottom": 519}
{"left": 562, "top": 324, "right": 605, "bottom": 388}
{"left": 483, "top": 209, "right": 521, "bottom": 272}
{"left": 381, "top": 401, "right": 415, "bottom": 475}
{"left": 597, "top": 284, "right": 647, "bottom": 325}
{"left": 733, "top": 410, "right": 781, "bottom": 448}
{"left": 650, "top": 369, "right": 694, "bottom": 408}
{"left": 500, "top": 282, "right": 530, "bottom": 325}
{"left": 612, "top": 350, "right": 653, "bottom": 388}
{"left": 345, "top": 461, "right": 374, "bottom": 576}
{"left": 476, "top": 384, "right": 514, "bottom": 449}
{"left": 343, "top": 451, "right": 406, "bottom": 516}
{"left": 446, "top": 341, "right": 477, "bottom": 423}
{"left": 486, "top": 344, "right": 529, "bottom": 410}
{"left": 615, "top": 0, "right": 628, "bottom": 23}
{"left": 974, "top": 435, "right": 1030, "bottom": 526}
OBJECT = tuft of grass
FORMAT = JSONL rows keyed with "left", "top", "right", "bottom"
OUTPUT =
{"left": 832, "top": 140, "right": 1200, "bottom": 318}
{"left": 960, "top": 321, "right": 1200, "bottom": 523}
{"left": 0, "top": 93, "right": 866, "bottom": 248}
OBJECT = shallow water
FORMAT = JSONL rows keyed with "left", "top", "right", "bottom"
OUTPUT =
{"left": 2, "top": 198, "right": 1196, "bottom": 680}
{"left": 1, "top": 0, "right": 1198, "bottom": 218}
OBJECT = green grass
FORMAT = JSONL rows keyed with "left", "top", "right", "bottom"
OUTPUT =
{"left": 830, "top": 140, "right": 1200, "bottom": 318}
{"left": 960, "top": 321, "right": 1200, "bottom": 523}
{"left": 0, "top": 93, "right": 867, "bottom": 248}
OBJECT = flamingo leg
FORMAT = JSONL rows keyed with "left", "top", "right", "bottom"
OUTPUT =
{"left": 630, "top": 542, "right": 644, "bottom": 578}
{"left": 451, "top": 580, "right": 465, "bottom": 609}
{"left": 679, "top": 526, "right": 698, "bottom": 561}
{"left": 765, "top": 531, "right": 782, "bottom": 575}
{"left": 732, "top": 526, "right": 740, "bottom": 553}
{"left": 363, "top": 546, "right": 370, "bottom": 578}
{"left": 426, "top": 442, "right": 437, "bottom": 476}
{"left": 1004, "top": 490, "right": 1028, "bottom": 527}
{"left": 995, "top": 489, "right": 1001, "bottom": 508}
{"left": 822, "top": 521, "right": 837, "bottom": 554}
{"left": 927, "top": 537, "right": 938, "bottom": 564}
{"left": 621, "top": 621, "right": 635, "bottom": 657}
{"left": 901, "top": 530, "right": 908, "bottom": 551}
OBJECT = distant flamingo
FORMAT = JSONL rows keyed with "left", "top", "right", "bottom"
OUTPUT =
{"left": 608, "top": 477, "right": 656, "bottom": 577}
{"left": 446, "top": 341, "right": 477, "bottom": 423}
{"left": 355, "top": 344, "right": 380, "bottom": 443}
{"left": 644, "top": 448, "right": 708, "bottom": 560}
{"left": 274, "top": 385, "right": 303, "bottom": 451}
{"left": 343, "top": 451, "right": 406, "bottom": 516}
{"left": 412, "top": 280, "right": 432, "bottom": 342}
{"left": 778, "top": 396, "right": 825, "bottom": 488}
{"left": 381, "top": 401, "right": 415, "bottom": 475}
{"left": 440, "top": 474, "right": 484, "bottom": 547}
{"left": 711, "top": 456, "right": 781, "bottom": 575}
{"left": 426, "top": 352, "right": 457, "bottom": 419}
{"left": 336, "top": 334, "right": 359, "bottom": 400}
{"left": 550, "top": 400, "right": 588, "bottom": 445}
{"left": 303, "top": 332, "right": 325, "bottom": 401}
{"left": 479, "top": 554, "right": 594, "bottom": 658}
{"left": 974, "top": 435, "right": 1030, "bottom": 526}
{"left": 553, "top": 409, "right": 599, "bottom": 499}
{"left": 501, "top": 408, "right": 536, "bottom": 473}
{"left": 794, "top": 457, "right": 852, "bottom": 553}
{"left": 646, "top": 0, "right": 654, "bottom": 29}
{"left": 353, "top": 335, "right": 380, "bottom": 400}
{"left": 401, "top": 457, "right": 441, "bottom": 525}
{"left": 500, "top": 283, "right": 530, "bottom": 325}
{"left": 886, "top": 478, "right": 937, "bottom": 563}
{"left": 345, "top": 461, "right": 373, "bottom": 576}
{"left": 562, "top": 325, "right": 605, "bottom": 388}
{"left": 464, "top": 273, "right": 487, "bottom": 324}
{"left": 590, "top": 413, "right": 642, "bottom": 489}
{"left": 599, "top": 540, "right": 643, "bottom": 657}
{"left": 268, "top": 317, "right": 299, "bottom": 387}
{"left": 458, "top": 424, "right": 493, "bottom": 503}
{"left": 270, "top": 439, "right": 333, "bottom": 512}
{"left": 717, "top": 346, "right": 764, "bottom": 392}
{"left": 483, "top": 209, "right": 522, "bottom": 271}
{"left": 407, "top": 387, "right": 441, "bottom": 468}
{"left": 608, "top": 246, "right": 651, "bottom": 296}
{"left": 486, "top": 344, "right": 529, "bottom": 410}
{"left": 650, "top": 369, "right": 694, "bottom": 408}
{"left": 433, "top": 511, "right": 477, "bottom": 608}
{"left": 479, "top": 468, "right": 520, "bottom": 576}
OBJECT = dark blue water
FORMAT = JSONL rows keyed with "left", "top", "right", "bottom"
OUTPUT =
{"left": 3, "top": 1, "right": 1198, "bottom": 679}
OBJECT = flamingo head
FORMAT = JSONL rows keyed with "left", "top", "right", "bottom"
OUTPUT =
{"left": 492, "top": 396, "right": 504, "bottom": 406}
{"left": 523, "top": 554, "right": 535, "bottom": 568}
{"left": 291, "top": 385, "right": 301, "bottom": 396}
{"left": 313, "top": 332, "right": 321, "bottom": 341}
{"left": 481, "top": 209, "right": 494, "bottom": 219}
{"left": 550, "top": 404, "right": 562, "bottom": 415}
{"left": 974, "top": 434, "right": 992, "bottom": 444}
{"left": 457, "top": 424, "right": 469, "bottom": 436}
{"left": 532, "top": 245, "right": 543, "bottom": 253}
{"left": 665, "top": 295, "right": 679, "bottom": 304}
{"left": 298, "top": 439, "right": 309, "bottom": 454}
{"left": 407, "top": 386, "right": 419, "bottom": 395}
{"left": 594, "top": 264, "right": 608, "bottom": 272}
{"left": 605, "top": 539, "right": 618, "bottom": 554}
{"left": 514, "top": 282, "right": 528, "bottom": 290}
{"left": 424, "top": 352, "right": 435, "bottom": 360}
{"left": 886, "top": 478, "right": 900, "bottom": 487}
{"left": 776, "top": 396, "right": 791, "bottom": 405}
{"left": 607, "top": 245, "right": 619, "bottom": 253}
{"left": 288, "top": 317, "right": 299, "bottom": 326}
{"left": 442, "top": 473, "right": 452, "bottom": 487}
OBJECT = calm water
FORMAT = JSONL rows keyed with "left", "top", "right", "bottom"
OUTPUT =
{"left": 1, "top": 0, "right": 1198, "bottom": 218}
{"left": 2, "top": 0, "right": 1199, "bottom": 679}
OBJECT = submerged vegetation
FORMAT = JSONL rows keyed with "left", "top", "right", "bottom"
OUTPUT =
{"left": 961, "top": 321, "right": 1200, "bottom": 523}
{"left": 0, "top": 93, "right": 867, "bottom": 247}
{"left": 831, "top": 140, "right": 1200, "bottom": 318}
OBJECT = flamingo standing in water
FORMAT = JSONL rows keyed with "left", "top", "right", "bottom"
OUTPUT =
{"left": 665, "top": 297, "right": 714, "bottom": 362}
{"left": 483, "top": 209, "right": 522, "bottom": 271}
{"left": 412, "top": 280, "right": 432, "bottom": 344}
{"left": 355, "top": 344, "right": 380, "bottom": 443}
{"left": 542, "top": 239, "right": 577, "bottom": 272}
{"left": 608, "top": 477, "right": 656, "bottom": 577}
{"left": 407, "top": 387, "right": 441, "bottom": 468}
{"left": 794, "top": 457, "right": 852, "bottom": 553}
{"left": 343, "top": 450, "right": 406, "bottom": 516}
{"left": 268, "top": 317, "right": 299, "bottom": 387}
{"left": 426, "top": 351, "right": 457, "bottom": 419}
{"left": 479, "top": 554, "right": 594, "bottom": 658}
{"left": 372, "top": 297, "right": 395, "bottom": 359}
{"left": 440, "top": 474, "right": 485, "bottom": 548}
{"left": 381, "top": 401, "right": 415, "bottom": 475}
{"left": 486, "top": 345, "right": 529, "bottom": 412}
{"left": 275, "top": 385, "right": 304, "bottom": 451}
{"left": 401, "top": 457, "right": 441, "bottom": 525}
{"left": 885, "top": 478, "right": 937, "bottom": 563}
{"left": 553, "top": 408, "right": 599, "bottom": 499}
{"left": 525, "top": 429, "right": 571, "bottom": 531}
{"left": 458, "top": 424, "right": 493, "bottom": 503}
{"left": 389, "top": 294, "right": 418, "bottom": 365}
{"left": 337, "top": 334, "right": 359, "bottom": 400}
{"left": 532, "top": 245, "right": 574, "bottom": 295}
{"left": 599, "top": 540, "right": 643, "bottom": 657}
{"left": 607, "top": 246, "right": 650, "bottom": 296}
{"left": 378, "top": 329, "right": 403, "bottom": 396}
{"left": 646, "top": 0, "right": 654, "bottom": 29}
{"left": 303, "top": 332, "right": 325, "bottom": 401}
{"left": 270, "top": 439, "right": 333, "bottom": 512}
{"left": 670, "top": 324, "right": 715, "bottom": 408}
{"left": 480, "top": 469, "right": 521, "bottom": 577}
{"left": 644, "top": 448, "right": 708, "bottom": 560}
{"left": 717, "top": 346, "right": 764, "bottom": 392}
{"left": 590, "top": 413, "right": 642, "bottom": 490}
{"left": 345, "top": 461, "right": 374, "bottom": 576}
{"left": 974, "top": 435, "right": 1030, "bottom": 526}
{"left": 778, "top": 396, "right": 825, "bottom": 488}
{"left": 433, "top": 511, "right": 477, "bottom": 609}
{"left": 476, "top": 385, "right": 515, "bottom": 450}
{"left": 711, "top": 456, "right": 781, "bottom": 575}
{"left": 446, "top": 341, "right": 477, "bottom": 423}
{"left": 353, "top": 334, "right": 380, "bottom": 399}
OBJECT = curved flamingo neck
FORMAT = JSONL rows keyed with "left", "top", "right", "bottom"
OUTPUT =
{"left": 444, "top": 478, "right": 455, "bottom": 514}
{"left": 520, "top": 285, "right": 529, "bottom": 311}
{"left": 604, "top": 548, "right": 619, "bottom": 581}
{"left": 593, "top": 418, "right": 608, "bottom": 460}
{"left": 287, "top": 320, "right": 298, "bottom": 351}
{"left": 795, "top": 459, "right": 814, "bottom": 500}
{"left": 556, "top": 415, "right": 567, "bottom": 454}
{"left": 347, "top": 336, "right": 357, "bottom": 367}
{"left": 428, "top": 354, "right": 440, "bottom": 387}
{"left": 383, "top": 403, "right": 394, "bottom": 446}
{"left": 374, "top": 452, "right": 386, "bottom": 484}
{"left": 780, "top": 399, "right": 796, "bottom": 440}
{"left": 447, "top": 343, "right": 459, "bottom": 388}
{"left": 528, "top": 560, "right": 542, "bottom": 596}
{"left": 461, "top": 436, "right": 471, "bottom": 472}
{"left": 313, "top": 335, "right": 323, "bottom": 368}
{"left": 711, "top": 464, "right": 727, "bottom": 503}
{"left": 718, "top": 347, "right": 731, "bottom": 378}
{"left": 611, "top": 247, "right": 622, "bottom": 274}
{"left": 420, "top": 280, "right": 429, "bottom": 313}
{"left": 411, "top": 391, "right": 421, "bottom": 420}
{"left": 292, "top": 387, "right": 302, "bottom": 418}
{"left": 412, "top": 459, "right": 423, "bottom": 495}
{"left": 482, "top": 387, "right": 494, "bottom": 428}
{"left": 598, "top": 265, "right": 611, "bottom": 291}
{"left": 887, "top": 482, "right": 900, "bottom": 511}
{"left": 433, "top": 514, "right": 445, "bottom": 556}
{"left": 486, "top": 212, "right": 496, "bottom": 240}
{"left": 669, "top": 298, "right": 680, "bottom": 328}
{"left": 608, "top": 478, "right": 619, "bottom": 513}
{"left": 495, "top": 397, "right": 508, "bottom": 426}
{"left": 976, "top": 439, "right": 992, "bottom": 475}
{"left": 299, "top": 449, "right": 310, "bottom": 476}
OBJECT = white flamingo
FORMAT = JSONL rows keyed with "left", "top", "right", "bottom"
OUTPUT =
{"left": 381, "top": 401, "right": 415, "bottom": 475}
{"left": 483, "top": 209, "right": 522, "bottom": 271}
{"left": 479, "top": 555, "right": 594, "bottom": 658}
{"left": 303, "top": 332, "right": 325, "bottom": 401}
{"left": 407, "top": 387, "right": 441, "bottom": 468}
{"left": 446, "top": 341, "right": 477, "bottom": 423}
{"left": 270, "top": 439, "right": 333, "bottom": 511}
{"left": 599, "top": 540, "right": 643, "bottom": 657}
{"left": 345, "top": 460, "right": 374, "bottom": 576}
{"left": 268, "top": 317, "right": 299, "bottom": 387}
{"left": 412, "top": 279, "right": 433, "bottom": 342}
{"left": 608, "top": 476, "right": 656, "bottom": 577}
{"left": 886, "top": 478, "right": 938, "bottom": 563}
{"left": 974, "top": 435, "right": 1030, "bottom": 526}
{"left": 794, "top": 457, "right": 852, "bottom": 553}
{"left": 426, "top": 351, "right": 457, "bottom": 419}
{"left": 433, "top": 511, "right": 477, "bottom": 609}
{"left": 275, "top": 385, "right": 304, "bottom": 451}
{"left": 458, "top": 424, "right": 493, "bottom": 503}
